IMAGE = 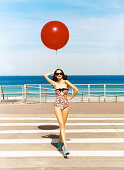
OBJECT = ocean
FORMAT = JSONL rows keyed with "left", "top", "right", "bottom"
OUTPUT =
{"left": 0, "top": 75, "right": 124, "bottom": 85}
{"left": 0, "top": 75, "right": 124, "bottom": 100}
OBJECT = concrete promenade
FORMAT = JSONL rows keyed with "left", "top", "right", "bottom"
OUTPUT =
{"left": 0, "top": 102, "right": 124, "bottom": 169}
{"left": 0, "top": 102, "right": 124, "bottom": 114}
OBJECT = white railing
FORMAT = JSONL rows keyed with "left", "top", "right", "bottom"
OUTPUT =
{"left": 0, "top": 84, "right": 124, "bottom": 103}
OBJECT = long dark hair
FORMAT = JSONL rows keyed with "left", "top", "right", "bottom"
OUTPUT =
{"left": 52, "top": 69, "right": 68, "bottom": 82}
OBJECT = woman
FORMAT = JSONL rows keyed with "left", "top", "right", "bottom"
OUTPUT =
{"left": 44, "top": 69, "right": 79, "bottom": 156}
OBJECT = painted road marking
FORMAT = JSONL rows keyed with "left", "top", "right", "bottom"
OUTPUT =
{"left": 0, "top": 122, "right": 124, "bottom": 126}
{"left": 0, "top": 138, "right": 124, "bottom": 144}
{"left": 1, "top": 151, "right": 124, "bottom": 157}
{"left": 0, "top": 129, "right": 121, "bottom": 133}
{"left": 0, "top": 117, "right": 124, "bottom": 120}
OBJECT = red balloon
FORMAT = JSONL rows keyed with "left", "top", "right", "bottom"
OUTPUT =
{"left": 41, "top": 21, "right": 69, "bottom": 50}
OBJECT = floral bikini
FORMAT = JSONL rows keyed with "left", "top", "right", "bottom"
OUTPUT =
{"left": 54, "top": 88, "right": 69, "bottom": 111}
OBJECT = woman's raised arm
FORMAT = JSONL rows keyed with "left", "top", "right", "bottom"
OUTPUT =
{"left": 44, "top": 72, "right": 56, "bottom": 87}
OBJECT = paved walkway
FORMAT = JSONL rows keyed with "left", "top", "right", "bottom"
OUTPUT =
{"left": 0, "top": 102, "right": 124, "bottom": 114}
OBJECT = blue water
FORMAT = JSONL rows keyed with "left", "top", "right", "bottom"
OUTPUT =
{"left": 0, "top": 75, "right": 124, "bottom": 97}
{"left": 0, "top": 75, "right": 124, "bottom": 85}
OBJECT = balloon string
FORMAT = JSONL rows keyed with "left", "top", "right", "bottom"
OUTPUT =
{"left": 56, "top": 49, "right": 59, "bottom": 68}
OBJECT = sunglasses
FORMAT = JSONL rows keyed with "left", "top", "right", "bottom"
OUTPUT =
{"left": 55, "top": 72, "right": 63, "bottom": 75}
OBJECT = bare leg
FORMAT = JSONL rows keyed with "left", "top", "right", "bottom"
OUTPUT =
{"left": 58, "top": 107, "right": 69, "bottom": 143}
{"left": 54, "top": 106, "right": 67, "bottom": 147}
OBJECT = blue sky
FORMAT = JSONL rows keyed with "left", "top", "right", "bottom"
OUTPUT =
{"left": 0, "top": 0, "right": 124, "bottom": 75}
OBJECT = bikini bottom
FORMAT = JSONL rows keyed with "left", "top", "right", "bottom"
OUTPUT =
{"left": 54, "top": 99, "right": 69, "bottom": 111}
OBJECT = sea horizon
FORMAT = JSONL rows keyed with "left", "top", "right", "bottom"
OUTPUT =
{"left": 0, "top": 75, "right": 124, "bottom": 76}
{"left": 1, "top": 75, "right": 124, "bottom": 85}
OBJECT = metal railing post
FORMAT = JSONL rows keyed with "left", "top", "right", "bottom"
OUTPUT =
{"left": 81, "top": 93, "right": 83, "bottom": 102}
{"left": 88, "top": 84, "right": 90, "bottom": 102}
{"left": 0, "top": 86, "right": 1, "bottom": 103}
{"left": 22, "top": 85, "right": 24, "bottom": 102}
{"left": 45, "top": 89, "right": 47, "bottom": 102}
{"left": 1, "top": 87, "right": 4, "bottom": 100}
{"left": 99, "top": 96, "right": 100, "bottom": 102}
{"left": 104, "top": 84, "right": 106, "bottom": 102}
{"left": 39, "top": 84, "right": 41, "bottom": 103}
{"left": 24, "top": 84, "right": 27, "bottom": 102}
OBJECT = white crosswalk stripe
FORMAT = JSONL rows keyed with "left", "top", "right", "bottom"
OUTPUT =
{"left": 1, "top": 150, "right": 124, "bottom": 157}
{"left": 0, "top": 138, "right": 124, "bottom": 143}
{"left": 1, "top": 122, "right": 124, "bottom": 126}
{"left": 0, "top": 129, "right": 122, "bottom": 133}
{"left": 0, "top": 117, "right": 124, "bottom": 120}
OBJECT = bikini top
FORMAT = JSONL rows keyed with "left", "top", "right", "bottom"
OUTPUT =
{"left": 55, "top": 88, "right": 69, "bottom": 92}
{"left": 55, "top": 88, "right": 69, "bottom": 96}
